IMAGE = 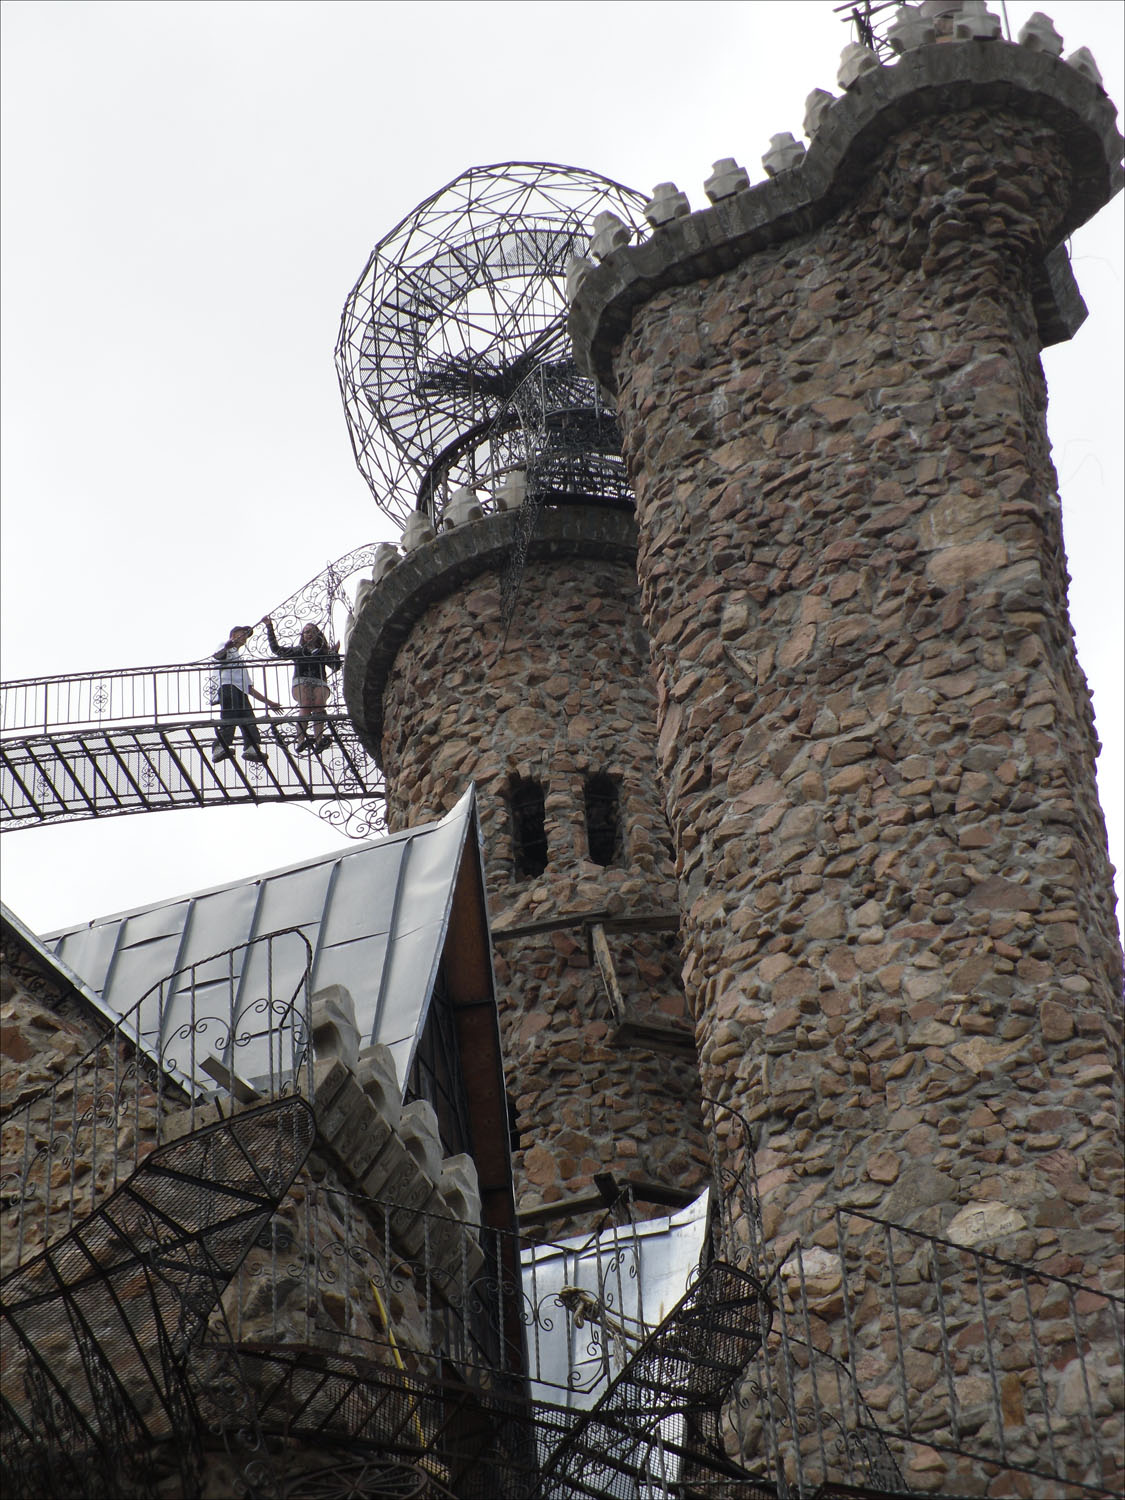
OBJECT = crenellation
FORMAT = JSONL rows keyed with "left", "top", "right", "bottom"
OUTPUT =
{"left": 28, "top": 26, "right": 1101, "bottom": 1488}
{"left": 762, "top": 131, "right": 806, "bottom": 177}
{"left": 570, "top": 42, "right": 1122, "bottom": 398}
{"left": 703, "top": 157, "right": 751, "bottom": 203}
{"left": 562, "top": 24, "right": 1123, "bottom": 1482}
{"left": 643, "top": 180, "right": 691, "bottom": 227}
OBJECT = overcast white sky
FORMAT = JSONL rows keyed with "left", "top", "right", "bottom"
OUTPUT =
{"left": 1, "top": 0, "right": 1121, "bottom": 938}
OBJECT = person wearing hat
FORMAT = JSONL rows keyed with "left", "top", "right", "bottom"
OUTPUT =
{"left": 211, "top": 624, "right": 280, "bottom": 763}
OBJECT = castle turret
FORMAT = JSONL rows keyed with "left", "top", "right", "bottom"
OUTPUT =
{"left": 569, "top": 14, "right": 1123, "bottom": 1491}
{"left": 340, "top": 165, "right": 710, "bottom": 1224}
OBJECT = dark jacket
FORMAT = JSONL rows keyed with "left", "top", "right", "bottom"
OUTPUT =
{"left": 264, "top": 621, "right": 341, "bottom": 683}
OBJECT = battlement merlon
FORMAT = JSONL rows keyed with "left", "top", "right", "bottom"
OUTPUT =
{"left": 568, "top": 41, "right": 1123, "bottom": 393}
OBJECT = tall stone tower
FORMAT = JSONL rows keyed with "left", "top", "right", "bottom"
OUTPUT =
{"left": 340, "top": 165, "right": 709, "bottom": 1224}
{"left": 568, "top": 10, "right": 1123, "bottom": 1491}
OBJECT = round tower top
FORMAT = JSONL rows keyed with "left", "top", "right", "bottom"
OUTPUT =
{"left": 336, "top": 163, "right": 648, "bottom": 530}
{"left": 567, "top": 33, "right": 1123, "bottom": 394}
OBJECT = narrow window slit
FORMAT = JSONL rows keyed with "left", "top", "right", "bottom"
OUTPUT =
{"left": 510, "top": 776, "right": 547, "bottom": 878}
{"left": 584, "top": 773, "right": 621, "bottom": 867}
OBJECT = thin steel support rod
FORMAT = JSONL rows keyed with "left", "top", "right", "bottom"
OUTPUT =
{"left": 973, "top": 1247, "right": 1008, "bottom": 1466}
{"left": 1022, "top": 1267, "right": 1062, "bottom": 1477}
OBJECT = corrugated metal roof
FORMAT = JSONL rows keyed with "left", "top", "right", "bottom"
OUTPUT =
{"left": 46, "top": 786, "right": 485, "bottom": 1094}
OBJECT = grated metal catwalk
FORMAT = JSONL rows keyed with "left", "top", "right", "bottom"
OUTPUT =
{"left": 1, "top": 1100, "right": 316, "bottom": 1499}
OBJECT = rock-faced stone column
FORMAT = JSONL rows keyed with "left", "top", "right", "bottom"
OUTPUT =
{"left": 345, "top": 507, "right": 709, "bottom": 1222}
{"left": 571, "top": 34, "right": 1122, "bottom": 1490}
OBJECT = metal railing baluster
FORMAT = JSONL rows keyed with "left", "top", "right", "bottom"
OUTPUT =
{"left": 2, "top": 662, "right": 387, "bottom": 830}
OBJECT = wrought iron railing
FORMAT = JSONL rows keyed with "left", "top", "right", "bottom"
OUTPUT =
{"left": 832, "top": 1209, "right": 1124, "bottom": 1495}
{"left": 0, "top": 661, "right": 385, "bottom": 834}
{"left": 0, "top": 928, "right": 315, "bottom": 1273}
{"left": 200, "top": 1182, "right": 775, "bottom": 1499}
{"left": 702, "top": 1094, "right": 770, "bottom": 1280}
{"left": 3, "top": 661, "right": 254, "bottom": 737}
{"left": 3, "top": 1144, "right": 774, "bottom": 1499}
{"left": 730, "top": 1208, "right": 1125, "bottom": 1498}
{"left": 0, "top": 542, "right": 394, "bottom": 835}
{"left": 692, "top": 1097, "right": 1123, "bottom": 1496}
{"left": 5, "top": 976, "right": 1117, "bottom": 1496}
{"left": 1, "top": 1098, "right": 316, "bottom": 1500}
{"left": 0, "top": 657, "right": 362, "bottom": 740}
{"left": 216, "top": 1183, "right": 687, "bottom": 1394}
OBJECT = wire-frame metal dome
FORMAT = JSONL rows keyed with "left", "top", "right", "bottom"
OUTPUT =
{"left": 335, "top": 163, "right": 649, "bottom": 528}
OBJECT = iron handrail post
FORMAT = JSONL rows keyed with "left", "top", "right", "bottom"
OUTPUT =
{"left": 1022, "top": 1266, "right": 1062, "bottom": 1477}
{"left": 884, "top": 1220, "right": 912, "bottom": 1444}
{"left": 793, "top": 1244, "right": 832, "bottom": 1483}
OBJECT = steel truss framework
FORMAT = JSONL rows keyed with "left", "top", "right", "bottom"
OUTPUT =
{"left": 0, "top": 547, "right": 388, "bottom": 837}
{"left": 336, "top": 163, "right": 648, "bottom": 527}
{"left": 8, "top": 926, "right": 1114, "bottom": 1496}
{"left": 3, "top": 1021, "right": 1120, "bottom": 1499}
{"left": 1, "top": 1099, "right": 316, "bottom": 1499}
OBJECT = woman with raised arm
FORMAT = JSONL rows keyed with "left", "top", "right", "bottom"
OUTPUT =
{"left": 262, "top": 615, "right": 341, "bottom": 753}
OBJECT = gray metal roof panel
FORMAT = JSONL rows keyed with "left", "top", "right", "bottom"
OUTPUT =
{"left": 521, "top": 1191, "right": 711, "bottom": 1418}
{"left": 319, "top": 841, "right": 405, "bottom": 945}
{"left": 46, "top": 788, "right": 480, "bottom": 1096}
{"left": 1, "top": 903, "right": 126, "bottom": 1036}
{"left": 247, "top": 861, "right": 337, "bottom": 935}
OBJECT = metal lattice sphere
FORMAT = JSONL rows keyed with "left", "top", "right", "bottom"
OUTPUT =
{"left": 336, "top": 163, "right": 648, "bottom": 527}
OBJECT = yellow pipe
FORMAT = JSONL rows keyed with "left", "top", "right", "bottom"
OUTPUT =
{"left": 370, "top": 1277, "right": 428, "bottom": 1453}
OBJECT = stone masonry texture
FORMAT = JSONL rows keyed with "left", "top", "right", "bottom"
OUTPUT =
{"left": 571, "top": 40, "right": 1123, "bottom": 1496}
{"left": 350, "top": 509, "right": 709, "bottom": 1221}
{"left": 1, "top": 927, "right": 452, "bottom": 1498}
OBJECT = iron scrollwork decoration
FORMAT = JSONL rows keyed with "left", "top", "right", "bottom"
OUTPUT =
{"left": 1, "top": 541, "right": 391, "bottom": 836}
{"left": 278, "top": 1456, "right": 452, "bottom": 1499}
{"left": 245, "top": 545, "right": 390, "bottom": 840}
{"left": 241, "top": 541, "right": 389, "bottom": 664}
{"left": 335, "top": 163, "right": 648, "bottom": 527}
{"left": 314, "top": 796, "right": 387, "bottom": 841}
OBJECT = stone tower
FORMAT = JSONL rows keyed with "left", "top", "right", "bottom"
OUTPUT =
{"left": 568, "top": 11, "right": 1123, "bottom": 1492}
{"left": 340, "top": 166, "right": 709, "bottom": 1224}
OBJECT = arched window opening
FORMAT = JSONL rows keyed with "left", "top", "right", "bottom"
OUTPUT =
{"left": 510, "top": 776, "right": 548, "bottom": 878}
{"left": 584, "top": 773, "right": 621, "bottom": 867}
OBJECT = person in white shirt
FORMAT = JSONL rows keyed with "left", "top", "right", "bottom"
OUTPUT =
{"left": 211, "top": 624, "right": 280, "bottom": 763}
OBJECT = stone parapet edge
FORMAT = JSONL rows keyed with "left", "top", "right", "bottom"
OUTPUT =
{"left": 568, "top": 42, "right": 1125, "bottom": 392}
{"left": 343, "top": 505, "right": 639, "bottom": 764}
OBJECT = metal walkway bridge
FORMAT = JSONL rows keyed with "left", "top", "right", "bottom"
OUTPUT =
{"left": 0, "top": 546, "right": 388, "bottom": 838}
{"left": 0, "top": 659, "right": 385, "bottom": 837}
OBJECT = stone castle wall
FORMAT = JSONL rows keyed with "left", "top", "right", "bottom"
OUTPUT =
{"left": 0, "top": 936, "right": 487, "bottom": 1497}
{"left": 350, "top": 512, "right": 709, "bottom": 1219}
{"left": 1, "top": 930, "right": 167, "bottom": 1271}
{"left": 570, "top": 36, "right": 1123, "bottom": 1494}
